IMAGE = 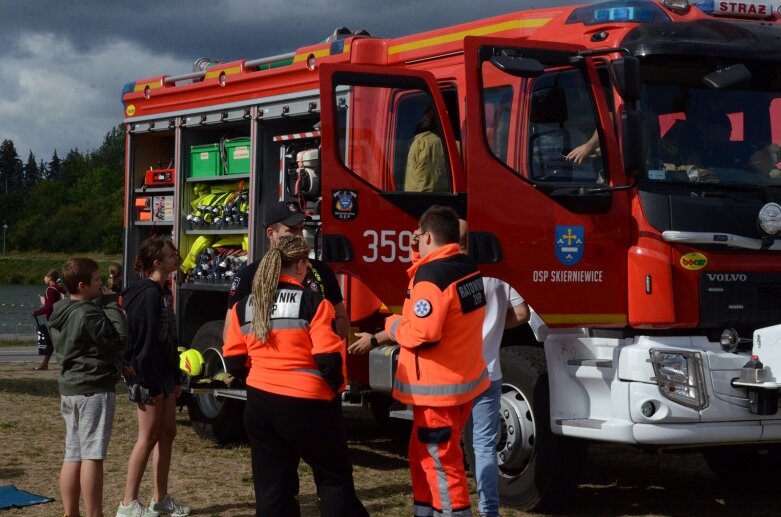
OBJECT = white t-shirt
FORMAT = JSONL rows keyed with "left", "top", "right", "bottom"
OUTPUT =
{"left": 482, "top": 277, "right": 525, "bottom": 381}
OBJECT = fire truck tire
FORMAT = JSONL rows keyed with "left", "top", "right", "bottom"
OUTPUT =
{"left": 468, "top": 345, "right": 584, "bottom": 512}
{"left": 186, "top": 320, "right": 246, "bottom": 445}
{"left": 702, "top": 444, "right": 781, "bottom": 489}
{"left": 369, "top": 393, "right": 394, "bottom": 427}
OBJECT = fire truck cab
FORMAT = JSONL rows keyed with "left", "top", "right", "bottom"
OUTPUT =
{"left": 122, "top": 0, "right": 781, "bottom": 509}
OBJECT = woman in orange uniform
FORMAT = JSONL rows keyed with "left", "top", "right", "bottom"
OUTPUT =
{"left": 223, "top": 235, "right": 367, "bottom": 517}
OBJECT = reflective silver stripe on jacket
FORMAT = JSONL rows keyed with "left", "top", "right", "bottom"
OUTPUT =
{"left": 389, "top": 318, "right": 402, "bottom": 342}
{"left": 293, "top": 368, "right": 324, "bottom": 380}
{"left": 240, "top": 318, "right": 310, "bottom": 335}
{"left": 269, "top": 319, "right": 310, "bottom": 330}
{"left": 393, "top": 369, "right": 488, "bottom": 396}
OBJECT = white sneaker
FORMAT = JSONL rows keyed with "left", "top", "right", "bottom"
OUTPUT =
{"left": 116, "top": 499, "right": 159, "bottom": 517}
{"left": 149, "top": 494, "right": 191, "bottom": 517}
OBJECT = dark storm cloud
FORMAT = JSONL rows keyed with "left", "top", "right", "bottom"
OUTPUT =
{"left": 3, "top": 0, "right": 540, "bottom": 65}
{"left": 0, "top": 0, "right": 574, "bottom": 159}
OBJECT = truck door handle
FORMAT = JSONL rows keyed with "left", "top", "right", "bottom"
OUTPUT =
{"left": 469, "top": 232, "right": 502, "bottom": 264}
{"left": 322, "top": 234, "right": 353, "bottom": 263}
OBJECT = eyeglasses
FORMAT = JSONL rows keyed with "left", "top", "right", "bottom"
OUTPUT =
{"left": 412, "top": 230, "right": 429, "bottom": 243}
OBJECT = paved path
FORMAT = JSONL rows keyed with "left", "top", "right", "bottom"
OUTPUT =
{"left": 0, "top": 346, "right": 44, "bottom": 363}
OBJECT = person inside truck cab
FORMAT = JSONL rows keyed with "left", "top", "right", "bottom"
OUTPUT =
{"left": 404, "top": 106, "right": 450, "bottom": 192}
{"left": 659, "top": 111, "right": 732, "bottom": 181}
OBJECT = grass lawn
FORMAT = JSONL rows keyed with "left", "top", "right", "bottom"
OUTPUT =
{"left": 0, "top": 252, "right": 121, "bottom": 285}
{"left": 0, "top": 338, "right": 35, "bottom": 348}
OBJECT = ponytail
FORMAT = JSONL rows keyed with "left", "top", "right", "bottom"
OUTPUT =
{"left": 250, "top": 235, "right": 310, "bottom": 340}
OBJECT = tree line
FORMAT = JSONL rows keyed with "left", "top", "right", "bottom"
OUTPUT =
{"left": 0, "top": 125, "right": 124, "bottom": 254}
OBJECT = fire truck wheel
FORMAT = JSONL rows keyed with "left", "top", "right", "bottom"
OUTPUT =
{"left": 186, "top": 320, "right": 246, "bottom": 445}
{"left": 472, "top": 345, "right": 585, "bottom": 512}
{"left": 369, "top": 393, "right": 394, "bottom": 427}
{"left": 703, "top": 444, "right": 781, "bottom": 489}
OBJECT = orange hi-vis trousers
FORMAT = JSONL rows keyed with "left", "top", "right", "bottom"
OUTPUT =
{"left": 410, "top": 402, "right": 474, "bottom": 517}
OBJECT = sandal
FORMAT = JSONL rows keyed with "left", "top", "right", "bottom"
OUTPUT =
{"left": 33, "top": 365, "right": 48, "bottom": 370}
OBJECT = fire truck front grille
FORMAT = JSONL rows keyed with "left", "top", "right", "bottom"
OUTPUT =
{"left": 699, "top": 272, "right": 781, "bottom": 330}
{"left": 758, "top": 285, "right": 781, "bottom": 312}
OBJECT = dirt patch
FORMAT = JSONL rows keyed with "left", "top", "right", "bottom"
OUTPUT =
{"left": 1, "top": 362, "right": 779, "bottom": 516}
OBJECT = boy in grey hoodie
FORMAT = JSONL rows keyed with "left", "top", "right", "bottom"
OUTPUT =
{"left": 49, "top": 257, "right": 127, "bottom": 517}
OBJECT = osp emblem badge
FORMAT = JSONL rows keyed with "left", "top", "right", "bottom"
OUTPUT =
{"left": 555, "top": 226, "right": 584, "bottom": 266}
{"left": 332, "top": 189, "right": 359, "bottom": 221}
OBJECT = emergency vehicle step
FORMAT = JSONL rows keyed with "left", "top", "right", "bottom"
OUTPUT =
{"left": 566, "top": 359, "right": 613, "bottom": 368}
{"left": 556, "top": 418, "right": 606, "bottom": 429}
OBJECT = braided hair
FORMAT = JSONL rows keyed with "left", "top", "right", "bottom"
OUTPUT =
{"left": 251, "top": 235, "right": 310, "bottom": 340}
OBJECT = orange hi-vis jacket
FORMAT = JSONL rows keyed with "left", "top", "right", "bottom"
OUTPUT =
{"left": 386, "top": 243, "right": 489, "bottom": 407}
{"left": 223, "top": 274, "right": 343, "bottom": 400}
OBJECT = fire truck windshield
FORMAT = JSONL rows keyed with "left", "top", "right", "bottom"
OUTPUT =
{"left": 641, "top": 58, "right": 781, "bottom": 189}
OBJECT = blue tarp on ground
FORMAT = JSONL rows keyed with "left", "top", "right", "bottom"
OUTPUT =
{"left": 0, "top": 484, "right": 52, "bottom": 509}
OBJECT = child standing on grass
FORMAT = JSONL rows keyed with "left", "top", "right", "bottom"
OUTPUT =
{"left": 117, "top": 236, "right": 190, "bottom": 517}
{"left": 32, "top": 269, "right": 67, "bottom": 370}
{"left": 49, "top": 258, "right": 127, "bottom": 517}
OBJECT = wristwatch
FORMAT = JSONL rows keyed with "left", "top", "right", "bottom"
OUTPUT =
{"left": 370, "top": 334, "right": 379, "bottom": 348}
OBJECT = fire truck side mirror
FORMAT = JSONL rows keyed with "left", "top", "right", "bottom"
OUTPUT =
{"left": 612, "top": 57, "right": 641, "bottom": 102}
{"left": 622, "top": 109, "right": 646, "bottom": 177}
{"left": 489, "top": 55, "right": 545, "bottom": 78}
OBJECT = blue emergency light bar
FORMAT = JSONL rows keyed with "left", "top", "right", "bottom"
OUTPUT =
{"left": 567, "top": 0, "right": 672, "bottom": 24}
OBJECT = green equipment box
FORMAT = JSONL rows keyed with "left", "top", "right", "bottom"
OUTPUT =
{"left": 189, "top": 144, "right": 221, "bottom": 178}
{"left": 224, "top": 138, "right": 251, "bottom": 175}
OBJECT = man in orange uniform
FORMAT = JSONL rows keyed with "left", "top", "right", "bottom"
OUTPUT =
{"left": 385, "top": 205, "right": 489, "bottom": 517}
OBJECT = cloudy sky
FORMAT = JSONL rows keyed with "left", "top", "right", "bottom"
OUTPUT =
{"left": 0, "top": 0, "right": 569, "bottom": 163}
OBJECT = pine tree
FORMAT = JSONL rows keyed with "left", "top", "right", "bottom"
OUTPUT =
{"left": 48, "top": 150, "right": 62, "bottom": 181}
{"left": 38, "top": 159, "right": 47, "bottom": 182}
{"left": 22, "top": 151, "right": 38, "bottom": 190}
{"left": 60, "top": 149, "right": 87, "bottom": 187}
{"left": 0, "top": 140, "right": 21, "bottom": 193}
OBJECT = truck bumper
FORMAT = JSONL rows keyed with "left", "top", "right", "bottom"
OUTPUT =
{"left": 546, "top": 330, "right": 781, "bottom": 446}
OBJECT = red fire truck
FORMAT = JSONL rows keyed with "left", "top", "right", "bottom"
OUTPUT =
{"left": 122, "top": 0, "right": 781, "bottom": 509}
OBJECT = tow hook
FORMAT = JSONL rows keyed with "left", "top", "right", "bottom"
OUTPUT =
{"left": 731, "top": 355, "right": 779, "bottom": 415}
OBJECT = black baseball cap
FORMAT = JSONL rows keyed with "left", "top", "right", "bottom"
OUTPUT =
{"left": 264, "top": 201, "right": 307, "bottom": 227}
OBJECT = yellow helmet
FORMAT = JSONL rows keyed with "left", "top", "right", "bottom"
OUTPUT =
{"left": 179, "top": 348, "right": 206, "bottom": 378}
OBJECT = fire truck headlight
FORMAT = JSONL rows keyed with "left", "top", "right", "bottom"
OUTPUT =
{"left": 650, "top": 349, "right": 708, "bottom": 410}
{"left": 758, "top": 202, "right": 781, "bottom": 235}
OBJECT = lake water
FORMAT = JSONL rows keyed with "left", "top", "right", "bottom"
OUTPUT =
{"left": 0, "top": 284, "right": 45, "bottom": 338}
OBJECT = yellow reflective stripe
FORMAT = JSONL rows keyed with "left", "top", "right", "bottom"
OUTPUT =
{"left": 205, "top": 65, "right": 243, "bottom": 79}
{"left": 133, "top": 82, "right": 164, "bottom": 92}
{"left": 292, "top": 42, "right": 352, "bottom": 63}
{"left": 389, "top": 18, "right": 552, "bottom": 55}
{"left": 541, "top": 314, "right": 628, "bottom": 324}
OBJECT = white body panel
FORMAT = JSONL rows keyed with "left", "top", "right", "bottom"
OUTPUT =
{"left": 546, "top": 324, "right": 781, "bottom": 446}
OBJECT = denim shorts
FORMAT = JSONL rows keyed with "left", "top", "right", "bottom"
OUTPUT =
{"left": 128, "top": 376, "right": 176, "bottom": 404}
{"left": 61, "top": 391, "right": 116, "bottom": 461}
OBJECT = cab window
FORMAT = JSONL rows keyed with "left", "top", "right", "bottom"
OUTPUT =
{"left": 480, "top": 62, "right": 605, "bottom": 184}
{"left": 335, "top": 83, "right": 453, "bottom": 193}
{"left": 527, "top": 70, "right": 605, "bottom": 183}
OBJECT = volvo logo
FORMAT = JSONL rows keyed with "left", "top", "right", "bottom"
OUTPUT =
{"left": 705, "top": 273, "right": 748, "bottom": 282}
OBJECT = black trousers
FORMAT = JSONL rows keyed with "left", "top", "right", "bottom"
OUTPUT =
{"left": 244, "top": 387, "right": 368, "bottom": 517}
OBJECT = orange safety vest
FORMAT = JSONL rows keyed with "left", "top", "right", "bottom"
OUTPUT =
{"left": 223, "top": 274, "right": 343, "bottom": 400}
{"left": 385, "top": 243, "right": 489, "bottom": 407}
